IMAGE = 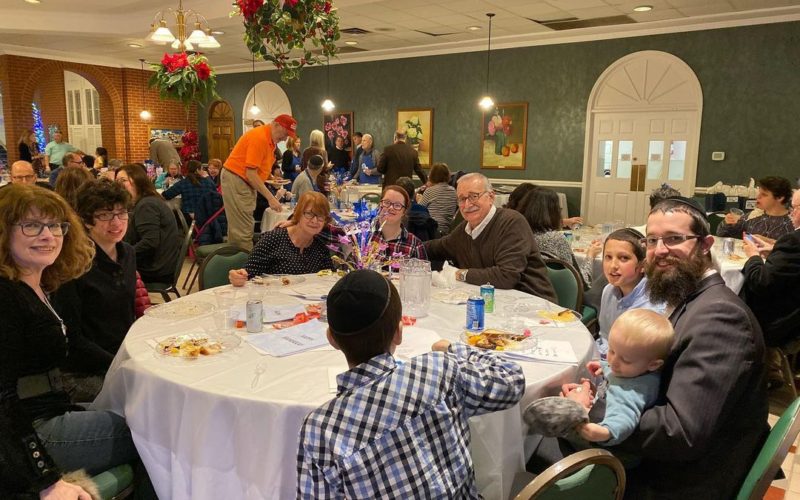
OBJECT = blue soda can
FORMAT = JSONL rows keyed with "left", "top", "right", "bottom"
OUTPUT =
{"left": 246, "top": 300, "right": 263, "bottom": 333}
{"left": 480, "top": 284, "right": 495, "bottom": 313}
{"left": 466, "top": 296, "right": 485, "bottom": 331}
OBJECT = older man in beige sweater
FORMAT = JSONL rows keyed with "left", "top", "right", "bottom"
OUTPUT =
{"left": 425, "top": 173, "right": 556, "bottom": 302}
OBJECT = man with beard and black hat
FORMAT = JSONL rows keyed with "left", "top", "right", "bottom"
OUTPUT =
{"left": 598, "top": 197, "right": 767, "bottom": 498}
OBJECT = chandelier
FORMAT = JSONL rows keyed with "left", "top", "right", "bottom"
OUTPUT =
{"left": 146, "top": 0, "right": 220, "bottom": 51}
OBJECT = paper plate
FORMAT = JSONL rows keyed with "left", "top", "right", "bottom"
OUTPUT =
{"left": 432, "top": 290, "right": 470, "bottom": 305}
{"left": 143, "top": 300, "right": 216, "bottom": 320}
{"left": 460, "top": 328, "right": 536, "bottom": 352}
{"left": 153, "top": 333, "right": 241, "bottom": 363}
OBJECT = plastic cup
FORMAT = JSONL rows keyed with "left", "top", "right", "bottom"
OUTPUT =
{"left": 729, "top": 208, "right": 744, "bottom": 216}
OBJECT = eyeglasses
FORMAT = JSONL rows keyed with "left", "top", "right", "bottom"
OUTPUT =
{"left": 640, "top": 234, "right": 701, "bottom": 248}
{"left": 14, "top": 221, "right": 70, "bottom": 237}
{"left": 94, "top": 211, "right": 130, "bottom": 222}
{"left": 457, "top": 191, "right": 489, "bottom": 206}
{"left": 301, "top": 211, "right": 326, "bottom": 222}
{"left": 116, "top": 177, "right": 130, "bottom": 185}
{"left": 11, "top": 175, "right": 35, "bottom": 182}
{"left": 380, "top": 200, "right": 406, "bottom": 211}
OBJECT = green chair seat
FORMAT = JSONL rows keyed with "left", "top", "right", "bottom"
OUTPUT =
{"left": 195, "top": 242, "right": 229, "bottom": 258}
{"left": 513, "top": 448, "right": 625, "bottom": 499}
{"left": 198, "top": 246, "right": 251, "bottom": 290}
{"left": 92, "top": 463, "right": 134, "bottom": 500}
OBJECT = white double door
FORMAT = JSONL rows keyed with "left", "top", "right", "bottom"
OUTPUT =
{"left": 585, "top": 111, "right": 697, "bottom": 226}
{"left": 64, "top": 71, "right": 102, "bottom": 154}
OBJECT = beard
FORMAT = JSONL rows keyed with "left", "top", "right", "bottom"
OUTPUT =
{"left": 645, "top": 245, "right": 708, "bottom": 308}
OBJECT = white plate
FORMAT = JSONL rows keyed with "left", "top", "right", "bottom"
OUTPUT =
{"left": 152, "top": 333, "right": 241, "bottom": 363}
{"left": 143, "top": 300, "right": 216, "bottom": 319}
{"left": 432, "top": 290, "right": 470, "bottom": 305}
{"left": 252, "top": 275, "right": 307, "bottom": 287}
{"left": 460, "top": 329, "right": 537, "bottom": 352}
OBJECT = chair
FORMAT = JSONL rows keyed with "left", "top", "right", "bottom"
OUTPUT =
{"left": 776, "top": 338, "right": 800, "bottom": 398}
{"left": 360, "top": 193, "right": 381, "bottom": 205}
{"left": 172, "top": 206, "right": 189, "bottom": 236}
{"left": 198, "top": 245, "right": 250, "bottom": 290}
{"left": 146, "top": 221, "right": 195, "bottom": 302}
{"left": 513, "top": 448, "right": 625, "bottom": 500}
{"left": 708, "top": 211, "right": 726, "bottom": 235}
{"left": 735, "top": 397, "right": 800, "bottom": 500}
{"left": 92, "top": 464, "right": 135, "bottom": 499}
{"left": 544, "top": 257, "right": 597, "bottom": 332}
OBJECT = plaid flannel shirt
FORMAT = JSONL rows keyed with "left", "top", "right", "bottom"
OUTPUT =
{"left": 296, "top": 344, "right": 525, "bottom": 499}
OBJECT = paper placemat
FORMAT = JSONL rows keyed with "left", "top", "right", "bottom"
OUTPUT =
{"left": 245, "top": 320, "right": 328, "bottom": 357}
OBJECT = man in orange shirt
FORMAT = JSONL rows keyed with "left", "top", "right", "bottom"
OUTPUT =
{"left": 221, "top": 114, "right": 297, "bottom": 250}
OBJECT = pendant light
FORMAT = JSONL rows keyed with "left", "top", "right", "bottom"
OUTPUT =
{"left": 139, "top": 59, "right": 152, "bottom": 121}
{"left": 248, "top": 54, "right": 260, "bottom": 117}
{"left": 478, "top": 13, "right": 495, "bottom": 110}
{"left": 321, "top": 56, "right": 335, "bottom": 112}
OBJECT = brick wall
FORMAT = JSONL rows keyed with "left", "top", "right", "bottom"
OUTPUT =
{"left": 0, "top": 54, "right": 196, "bottom": 164}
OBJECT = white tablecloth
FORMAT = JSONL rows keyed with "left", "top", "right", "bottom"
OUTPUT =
{"left": 94, "top": 278, "right": 594, "bottom": 500}
{"left": 260, "top": 203, "right": 292, "bottom": 232}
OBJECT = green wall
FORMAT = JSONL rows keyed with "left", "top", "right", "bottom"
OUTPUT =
{"left": 200, "top": 21, "right": 800, "bottom": 213}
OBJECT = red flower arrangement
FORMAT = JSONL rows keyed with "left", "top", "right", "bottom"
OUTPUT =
{"left": 148, "top": 52, "right": 219, "bottom": 109}
{"left": 180, "top": 130, "right": 201, "bottom": 167}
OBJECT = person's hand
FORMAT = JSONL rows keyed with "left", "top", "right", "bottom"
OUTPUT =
{"left": 724, "top": 213, "right": 741, "bottom": 224}
{"left": 744, "top": 233, "right": 774, "bottom": 258}
{"left": 561, "top": 379, "right": 593, "bottom": 409}
{"left": 228, "top": 269, "right": 248, "bottom": 287}
{"left": 576, "top": 422, "right": 611, "bottom": 443}
{"left": 275, "top": 220, "right": 295, "bottom": 229}
{"left": 742, "top": 237, "right": 760, "bottom": 258}
{"left": 269, "top": 197, "right": 283, "bottom": 212}
{"left": 585, "top": 240, "right": 603, "bottom": 259}
{"left": 276, "top": 187, "right": 287, "bottom": 198}
{"left": 40, "top": 479, "right": 92, "bottom": 500}
{"left": 753, "top": 234, "right": 776, "bottom": 246}
{"left": 200, "top": 170, "right": 209, "bottom": 178}
{"left": 432, "top": 340, "right": 451, "bottom": 352}
{"left": 586, "top": 361, "right": 603, "bottom": 377}
{"left": 563, "top": 216, "right": 583, "bottom": 228}
{"left": 295, "top": 165, "right": 301, "bottom": 172}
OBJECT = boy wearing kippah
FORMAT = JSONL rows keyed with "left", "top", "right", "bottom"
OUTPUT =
{"left": 296, "top": 270, "right": 525, "bottom": 498}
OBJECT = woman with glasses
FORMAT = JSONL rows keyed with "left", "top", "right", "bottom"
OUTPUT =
{"left": 0, "top": 184, "right": 147, "bottom": 499}
{"left": 116, "top": 164, "right": 181, "bottom": 285}
{"left": 372, "top": 185, "right": 427, "bottom": 261}
{"left": 229, "top": 192, "right": 334, "bottom": 285}
{"left": 52, "top": 179, "right": 137, "bottom": 401}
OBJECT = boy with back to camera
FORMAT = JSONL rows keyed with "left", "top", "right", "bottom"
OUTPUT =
{"left": 296, "top": 269, "right": 525, "bottom": 498}
{"left": 569, "top": 308, "right": 674, "bottom": 446}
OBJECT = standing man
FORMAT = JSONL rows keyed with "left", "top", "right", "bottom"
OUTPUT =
{"left": 590, "top": 197, "right": 766, "bottom": 498}
{"left": 43, "top": 131, "right": 78, "bottom": 172}
{"left": 377, "top": 130, "right": 427, "bottom": 187}
{"left": 425, "top": 173, "right": 556, "bottom": 302}
{"left": 221, "top": 114, "right": 296, "bottom": 250}
{"left": 149, "top": 137, "right": 181, "bottom": 169}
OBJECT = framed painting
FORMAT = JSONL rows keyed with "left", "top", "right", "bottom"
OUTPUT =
{"left": 323, "top": 112, "right": 354, "bottom": 152}
{"left": 396, "top": 108, "right": 433, "bottom": 167}
{"left": 149, "top": 128, "right": 185, "bottom": 147}
{"left": 480, "top": 102, "right": 527, "bottom": 170}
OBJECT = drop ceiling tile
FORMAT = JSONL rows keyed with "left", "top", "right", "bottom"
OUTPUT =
{"left": 545, "top": 0, "right": 609, "bottom": 10}
{"left": 678, "top": 3, "right": 737, "bottom": 16}
{"left": 567, "top": 5, "right": 627, "bottom": 18}
{"left": 665, "top": 0, "right": 726, "bottom": 7}
{"left": 629, "top": 7, "right": 686, "bottom": 21}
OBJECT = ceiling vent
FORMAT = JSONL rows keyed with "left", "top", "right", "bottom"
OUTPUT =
{"left": 414, "top": 29, "right": 459, "bottom": 37}
{"left": 531, "top": 15, "right": 636, "bottom": 31}
{"left": 341, "top": 27, "right": 371, "bottom": 35}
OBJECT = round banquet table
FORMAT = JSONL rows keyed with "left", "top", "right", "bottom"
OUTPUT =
{"left": 93, "top": 276, "right": 594, "bottom": 500}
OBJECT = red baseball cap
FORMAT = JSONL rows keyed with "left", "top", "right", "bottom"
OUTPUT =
{"left": 274, "top": 114, "right": 297, "bottom": 138}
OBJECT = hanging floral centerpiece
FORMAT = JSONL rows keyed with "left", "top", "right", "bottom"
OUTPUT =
{"left": 234, "top": 0, "right": 340, "bottom": 82}
{"left": 148, "top": 52, "right": 219, "bottom": 109}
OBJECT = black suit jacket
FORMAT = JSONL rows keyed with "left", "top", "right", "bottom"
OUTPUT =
{"left": 377, "top": 141, "right": 427, "bottom": 187}
{"left": 619, "top": 273, "right": 768, "bottom": 499}
{"left": 741, "top": 228, "right": 800, "bottom": 347}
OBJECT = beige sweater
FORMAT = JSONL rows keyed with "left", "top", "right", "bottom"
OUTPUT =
{"left": 425, "top": 208, "right": 557, "bottom": 302}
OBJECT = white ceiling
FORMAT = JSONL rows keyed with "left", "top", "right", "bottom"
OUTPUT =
{"left": 0, "top": 0, "right": 799, "bottom": 73}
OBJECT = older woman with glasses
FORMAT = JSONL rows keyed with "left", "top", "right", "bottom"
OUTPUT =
{"left": 372, "top": 185, "right": 427, "bottom": 260}
{"left": 229, "top": 192, "right": 334, "bottom": 285}
{"left": 0, "top": 184, "right": 146, "bottom": 500}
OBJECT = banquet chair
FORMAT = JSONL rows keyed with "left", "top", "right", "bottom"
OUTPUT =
{"left": 172, "top": 206, "right": 190, "bottom": 236}
{"left": 360, "top": 193, "right": 381, "bottom": 205}
{"left": 198, "top": 245, "right": 250, "bottom": 290}
{"left": 146, "top": 221, "right": 195, "bottom": 302}
{"left": 543, "top": 257, "right": 597, "bottom": 333}
{"left": 776, "top": 338, "right": 800, "bottom": 399}
{"left": 91, "top": 463, "right": 135, "bottom": 499}
{"left": 513, "top": 448, "right": 625, "bottom": 500}
{"left": 735, "top": 396, "right": 800, "bottom": 500}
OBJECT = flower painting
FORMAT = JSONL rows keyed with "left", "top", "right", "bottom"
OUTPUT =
{"left": 323, "top": 112, "right": 354, "bottom": 151}
{"left": 480, "top": 102, "right": 527, "bottom": 170}
{"left": 396, "top": 109, "right": 433, "bottom": 167}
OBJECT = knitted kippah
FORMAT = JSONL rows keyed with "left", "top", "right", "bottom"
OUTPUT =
{"left": 523, "top": 397, "right": 589, "bottom": 437}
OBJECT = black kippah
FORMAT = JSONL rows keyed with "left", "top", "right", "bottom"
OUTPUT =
{"left": 661, "top": 195, "right": 708, "bottom": 221}
{"left": 326, "top": 270, "right": 392, "bottom": 335}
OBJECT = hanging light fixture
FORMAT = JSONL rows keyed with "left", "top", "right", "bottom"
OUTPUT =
{"left": 146, "top": 0, "right": 219, "bottom": 52}
{"left": 248, "top": 54, "right": 261, "bottom": 117}
{"left": 138, "top": 59, "right": 152, "bottom": 121}
{"left": 321, "top": 56, "right": 335, "bottom": 112}
{"left": 479, "top": 13, "right": 495, "bottom": 110}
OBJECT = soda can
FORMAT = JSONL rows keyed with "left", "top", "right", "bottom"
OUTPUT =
{"left": 563, "top": 231, "right": 573, "bottom": 245}
{"left": 246, "top": 300, "right": 263, "bottom": 333}
{"left": 466, "top": 296, "right": 485, "bottom": 331}
{"left": 480, "top": 284, "right": 495, "bottom": 313}
{"left": 723, "top": 238, "right": 735, "bottom": 256}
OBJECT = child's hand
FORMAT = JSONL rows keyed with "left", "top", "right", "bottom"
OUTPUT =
{"left": 585, "top": 240, "right": 603, "bottom": 260}
{"left": 576, "top": 422, "right": 611, "bottom": 442}
{"left": 431, "top": 340, "right": 451, "bottom": 352}
{"left": 561, "top": 379, "right": 593, "bottom": 409}
{"left": 586, "top": 361, "right": 603, "bottom": 377}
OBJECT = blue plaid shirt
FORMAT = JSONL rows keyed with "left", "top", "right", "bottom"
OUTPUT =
{"left": 296, "top": 344, "right": 525, "bottom": 499}
{"left": 161, "top": 177, "right": 217, "bottom": 215}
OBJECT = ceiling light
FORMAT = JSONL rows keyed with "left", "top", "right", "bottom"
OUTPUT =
{"left": 211, "top": 30, "right": 225, "bottom": 35}
{"left": 467, "top": 26, "right": 481, "bottom": 31}
{"left": 24, "top": 0, "right": 41, "bottom": 4}
{"left": 139, "top": 59, "right": 152, "bottom": 121}
{"left": 633, "top": 5, "right": 653, "bottom": 12}
{"left": 146, "top": 0, "right": 220, "bottom": 52}
{"left": 479, "top": 13, "right": 495, "bottom": 110}
{"left": 321, "top": 56, "right": 335, "bottom": 112}
{"left": 344, "top": 40, "right": 358, "bottom": 46}
{"left": 128, "top": 43, "right": 143, "bottom": 48}
{"left": 248, "top": 55, "right": 260, "bottom": 118}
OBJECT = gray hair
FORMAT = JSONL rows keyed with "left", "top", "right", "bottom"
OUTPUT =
{"left": 458, "top": 172, "right": 494, "bottom": 192}
{"left": 309, "top": 130, "right": 325, "bottom": 149}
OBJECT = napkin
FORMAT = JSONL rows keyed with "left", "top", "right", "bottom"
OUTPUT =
{"left": 432, "top": 261, "right": 457, "bottom": 288}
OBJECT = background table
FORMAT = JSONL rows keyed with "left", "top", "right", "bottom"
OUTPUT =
{"left": 94, "top": 278, "right": 594, "bottom": 500}
{"left": 260, "top": 203, "right": 293, "bottom": 232}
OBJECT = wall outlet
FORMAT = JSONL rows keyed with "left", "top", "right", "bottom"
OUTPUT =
{"left": 711, "top": 151, "right": 725, "bottom": 161}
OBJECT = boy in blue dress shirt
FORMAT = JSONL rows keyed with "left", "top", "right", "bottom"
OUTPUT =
{"left": 297, "top": 270, "right": 525, "bottom": 498}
